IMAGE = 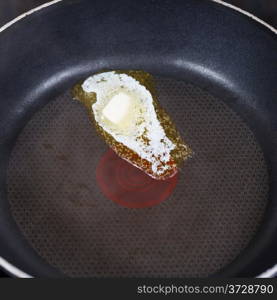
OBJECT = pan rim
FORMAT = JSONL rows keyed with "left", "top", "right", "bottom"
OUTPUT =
{"left": 0, "top": 0, "right": 276, "bottom": 35}
{"left": 0, "top": 257, "right": 32, "bottom": 278}
{"left": 0, "top": 0, "right": 276, "bottom": 278}
{"left": 211, "top": 0, "right": 277, "bottom": 34}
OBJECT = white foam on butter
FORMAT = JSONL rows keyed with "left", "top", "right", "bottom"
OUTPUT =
{"left": 82, "top": 71, "right": 175, "bottom": 175}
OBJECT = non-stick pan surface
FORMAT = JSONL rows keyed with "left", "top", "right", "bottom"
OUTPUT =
{"left": 0, "top": 0, "right": 276, "bottom": 277}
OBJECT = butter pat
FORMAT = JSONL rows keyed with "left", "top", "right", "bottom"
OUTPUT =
{"left": 102, "top": 92, "right": 131, "bottom": 124}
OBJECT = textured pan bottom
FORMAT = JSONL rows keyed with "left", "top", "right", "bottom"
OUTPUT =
{"left": 7, "top": 77, "right": 269, "bottom": 277}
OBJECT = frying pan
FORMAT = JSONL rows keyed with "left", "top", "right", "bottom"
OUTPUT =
{"left": 0, "top": 0, "right": 276, "bottom": 278}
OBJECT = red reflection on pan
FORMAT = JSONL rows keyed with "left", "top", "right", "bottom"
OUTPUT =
{"left": 96, "top": 149, "right": 178, "bottom": 208}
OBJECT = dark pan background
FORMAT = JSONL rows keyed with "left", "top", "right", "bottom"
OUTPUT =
{"left": 0, "top": 0, "right": 276, "bottom": 277}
